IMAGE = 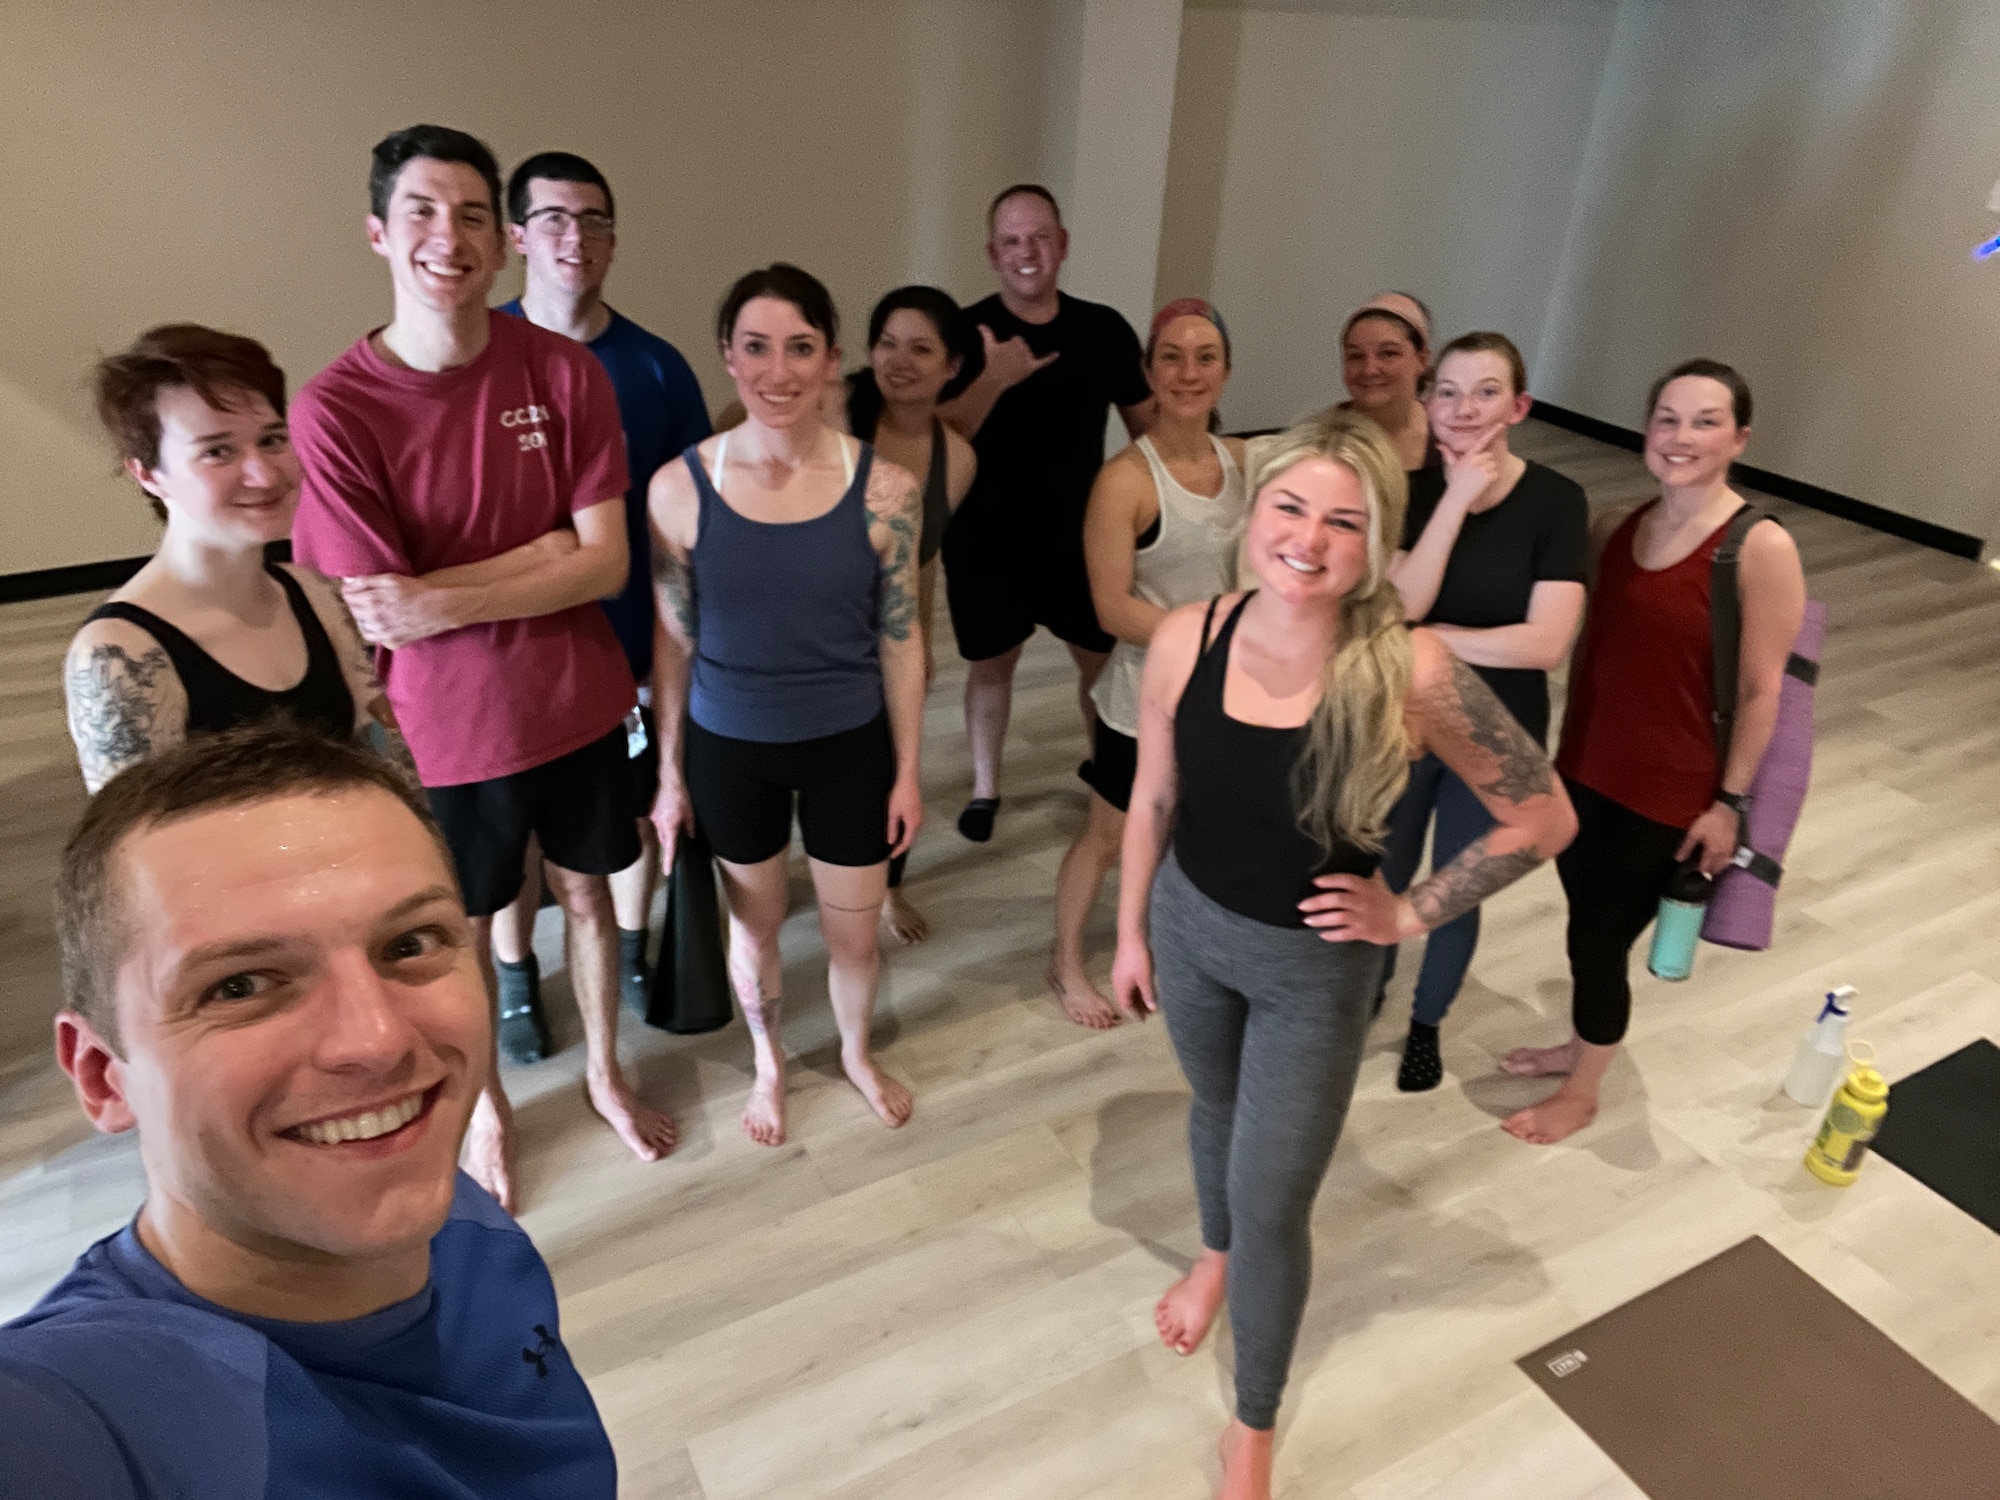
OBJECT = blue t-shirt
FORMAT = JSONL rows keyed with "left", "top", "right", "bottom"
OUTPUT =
{"left": 0, "top": 1173, "right": 615, "bottom": 1499}
{"left": 500, "top": 301, "right": 711, "bottom": 680}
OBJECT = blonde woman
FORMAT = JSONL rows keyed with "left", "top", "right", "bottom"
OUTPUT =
{"left": 1111, "top": 410, "right": 1575, "bottom": 1500}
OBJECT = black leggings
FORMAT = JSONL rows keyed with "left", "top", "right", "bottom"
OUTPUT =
{"left": 1556, "top": 780, "right": 1686, "bottom": 1046}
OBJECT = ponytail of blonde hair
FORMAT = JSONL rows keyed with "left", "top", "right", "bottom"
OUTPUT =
{"left": 1248, "top": 410, "right": 1414, "bottom": 854}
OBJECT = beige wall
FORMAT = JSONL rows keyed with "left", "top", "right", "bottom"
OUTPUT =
{"left": 1161, "top": 0, "right": 1619, "bottom": 433}
{"left": 12, "top": 0, "right": 1998, "bottom": 573}
{"left": 1536, "top": 0, "right": 2000, "bottom": 543}
{"left": 0, "top": 0, "right": 1067, "bottom": 575}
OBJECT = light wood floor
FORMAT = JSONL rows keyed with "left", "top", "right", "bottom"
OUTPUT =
{"left": 3, "top": 421, "right": 1998, "bottom": 1497}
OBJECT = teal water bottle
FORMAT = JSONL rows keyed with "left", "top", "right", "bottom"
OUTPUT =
{"left": 1647, "top": 860, "right": 1712, "bottom": 982}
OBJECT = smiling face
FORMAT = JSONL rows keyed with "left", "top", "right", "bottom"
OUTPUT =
{"left": 1426, "top": 348, "right": 1531, "bottom": 457}
{"left": 1341, "top": 313, "right": 1425, "bottom": 415}
{"left": 131, "top": 386, "right": 299, "bottom": 547}
{"left": 508, "top": 177, "right": 614, "bottom": 300}
{"left": 987, "top": 193, "right": 1067, "bottom": 307}
{"left": 1245, "top": 455, "right": 1376, "bottom": 607}
{"left": 74, "top": 789, "right": 486, "bottom": 1266}
{"left": 1645, "top": 375, "right": 1749, "bottom": 489}
{"left": 722, "top": 295, "right": 841, "bottom": 430}
{"left": 1147, "top": 315, "right": 1229, "bottom": 424}
{"left": 367, "top": 156, "right": 504, "bottom": 316}
{"left": 871, "top": 307, "right": 960, "bottom": 409}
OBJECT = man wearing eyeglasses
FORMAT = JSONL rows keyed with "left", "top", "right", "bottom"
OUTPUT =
{"left": 290, "top": 126, "right": 680, "bottom": 1214}
{"left": 494, "top": 153, "right": 712, "bottom": 1043}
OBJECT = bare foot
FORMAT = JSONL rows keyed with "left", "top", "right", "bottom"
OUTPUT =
{"left": 1502, "top": 1083, "right": 1599, "bottom": 1145}
{"left": 742, "top": 1071, "right": 787, "bottom": 1147}
{"left": 1049, "top": 961, "right": 1121, "bottom": 1030}
{"left": 1154, "top": 1249, "right": 1227, "bottom": 1355}
{"left": 585, "top": 1070, "right": 677, "bottom": 1162}
{"left": 462, "top": 1089, "right": 518, "bottom": 1213}
{"left": 881, "top": 889, "right": 931, "bottom": 946}
{"left": 1501, "top": 1039, "right": 1579, "bottom": 1078}
{"left": 842, "top": 1050, "right": 914, "bottom": 1128}
{"left": 1219, "top": 1420, "right": 1275, "bottom": 1500}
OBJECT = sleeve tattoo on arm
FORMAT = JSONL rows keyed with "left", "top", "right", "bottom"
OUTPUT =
{"left": 1441, "top": 656, "right": 1554, "bottom": 804}
{"left": 327, "top": 590, "right": 422, "bottom": 786}
{"left": 652, "top": 545, "right": 699, "bottom": 642}
{"left": 1409, "top": 833, "right": 1541, "bottom": 930}
{"left": 873, "top": 480, "right": 922, "bottom": 643}
{"left": 66, "top": 643, "right": 171, "bottom": 786}
{"left": 1403, "top": 656, "right": 1556, "bottom": 930}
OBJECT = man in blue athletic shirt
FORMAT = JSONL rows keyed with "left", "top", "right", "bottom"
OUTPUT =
{"left": 0, "top": 724, "right": 616, "bottom": 1498}
{"left": 493, "top": 149, "right": 711, "bottom": 1025}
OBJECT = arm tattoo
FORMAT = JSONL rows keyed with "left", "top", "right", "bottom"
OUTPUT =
{"left": 872, "top": 481, "right": 922, "bottom": 643}
{"left": 66, "top": 643, "right": 172, "bottom": 788}
{"left": 652, "top": 546, "right": 699, "bottom": 642}
{"left": 326, "top": 588, "right": 422, "bottom": 788}
{"left": 1409, "top": 832, "right": 1542, "bottom": 931}
{"left": 1440, "top": 656, "right": 1554, "bottom": 804}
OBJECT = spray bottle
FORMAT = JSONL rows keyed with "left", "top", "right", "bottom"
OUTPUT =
{"left": 1782, "top": 986, "right": 1857, "bottom": 1106}
{"left": 1803, "top": 1040, "right": 1889, "bottom": 1187}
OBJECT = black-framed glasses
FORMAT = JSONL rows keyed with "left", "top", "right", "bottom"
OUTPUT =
{"left": 524, "top": 207, "right": 615, "bottom": 240}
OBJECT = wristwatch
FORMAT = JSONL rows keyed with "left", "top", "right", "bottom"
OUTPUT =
{"left": 1715, "top": 789, "right": 1753, "bottom": 817}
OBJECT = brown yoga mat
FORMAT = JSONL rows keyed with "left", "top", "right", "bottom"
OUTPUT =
{"left": 1518, "top": 1236, "right": 2000, "bottom": 1499}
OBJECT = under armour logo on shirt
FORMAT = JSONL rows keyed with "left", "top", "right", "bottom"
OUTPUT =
{"left": 521, "top": 1325, "right": 557, "bottom": 1377}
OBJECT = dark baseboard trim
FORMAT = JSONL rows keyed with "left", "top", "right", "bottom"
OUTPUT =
{"left": 1, "top": 541, "right": 294, "bottom": 605}
{"left": 0, "top": 556, "right": 149, "bottom": 605}
{"left": 1531, "top": 400, "right": 1984, "bottom": 560}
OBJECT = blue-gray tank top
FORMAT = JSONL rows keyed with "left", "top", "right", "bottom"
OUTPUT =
{"left": 685, "top": 433, "right": 884, "bottom": 744}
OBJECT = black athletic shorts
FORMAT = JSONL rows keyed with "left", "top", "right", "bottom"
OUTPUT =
{"left": 1078, "top": 719, "right": 1138, "bottom": 813}
{"left": 941, "top": 512, "right": 1114, "bottom": 662}
{"left": 427, "top": 724, "right": 642, "bottom": 918}
{"left": 684, "top": 712, "right": 894, "bottom": 867}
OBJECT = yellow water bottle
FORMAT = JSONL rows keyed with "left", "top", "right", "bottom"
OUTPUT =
{"left": 1803, "top": 1040, "right": 1889, "bottom": 1186}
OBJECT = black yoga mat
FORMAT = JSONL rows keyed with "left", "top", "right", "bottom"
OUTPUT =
{"left": 1871, "top": 1037, "right": 2000, "bottom": 1235}
{"left": 1518, "top": 1235, "right": 2000, "bottom": 1500}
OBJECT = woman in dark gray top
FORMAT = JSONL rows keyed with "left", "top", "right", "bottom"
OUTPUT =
{"left": 649, "top": 264, "right": 927, "bottom": 1150}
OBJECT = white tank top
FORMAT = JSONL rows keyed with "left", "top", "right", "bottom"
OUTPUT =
{"left": 1091, "top": 434, "right": 1247, "bottom": 737}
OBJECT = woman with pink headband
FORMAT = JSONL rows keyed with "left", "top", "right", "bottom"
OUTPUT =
{"left": 1334, "top": 291, "right": 1438, "bottom": 473}
{"left": 1049, "top": 299, "right": 1247, "bottom": 1028}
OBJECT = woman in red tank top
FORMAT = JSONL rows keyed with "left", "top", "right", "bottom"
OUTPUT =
{"left": 1501, "top": 361, "right": 1806, "bottom": 1145}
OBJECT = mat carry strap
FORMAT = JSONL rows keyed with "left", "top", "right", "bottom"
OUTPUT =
{"left": 1708, "top": 506, "right": 1770, "bottom": 766}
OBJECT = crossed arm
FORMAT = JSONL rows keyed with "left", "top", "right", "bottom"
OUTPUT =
{"left": 339, "top": 498, "right": 629, "bottom": 650}
{"left": 1424, "top": 582, "right": 1587, "bottom": 672}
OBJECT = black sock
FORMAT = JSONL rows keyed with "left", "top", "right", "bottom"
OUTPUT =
{"left": 618, "top": 926, "right": 648, "bottom": 979}
{"left": 495, "top": 953, "right": 538, "bottom": 995}
{"left": 1397, "top": 1020, "right": 1444, "bottom": 1093}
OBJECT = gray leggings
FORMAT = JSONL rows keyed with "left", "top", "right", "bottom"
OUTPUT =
{"left": 1151, "top": 850, "right": 1382, "bottom": 1430}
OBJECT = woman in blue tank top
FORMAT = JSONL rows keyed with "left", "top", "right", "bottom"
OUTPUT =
{"left": 1109, "top": 411, "right": 1576, "bottom": 1500}
{"left": 648, "top": 264, "right": 927, "bottom": 1149}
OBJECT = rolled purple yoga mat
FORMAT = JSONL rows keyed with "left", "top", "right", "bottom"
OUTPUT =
{"left": 1703, "top": 599, "right": 1827, "bottom": 951}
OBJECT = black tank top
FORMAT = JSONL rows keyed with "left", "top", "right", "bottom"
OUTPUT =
{"left": 1171, "top": 594, "right": 1377, "bottom": 928}
{"left": 85, "top": 565, "right": 356, "bottom": 741}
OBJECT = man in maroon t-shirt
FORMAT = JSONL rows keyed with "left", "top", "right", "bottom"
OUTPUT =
{"left": 291, "top": 125, "right": 677, "bottom": 1210}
